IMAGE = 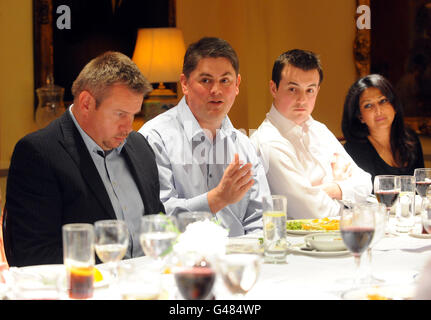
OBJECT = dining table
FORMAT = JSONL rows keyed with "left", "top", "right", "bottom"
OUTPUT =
{"left": 3, "top": 214, "right": 430, "bottom": 301}
{"left": 93, "top": 214, "right": 430, "bottom": 300}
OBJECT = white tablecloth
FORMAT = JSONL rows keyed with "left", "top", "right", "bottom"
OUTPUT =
{"left": 92, "top": 216, "right": 431, "bottom": 300}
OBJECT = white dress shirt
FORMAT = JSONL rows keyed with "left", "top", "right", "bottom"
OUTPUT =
{"left": 69, "top": 106, "right": 145, "bottom": 258}
{"left": 138, "top": 97, "right": 271, "bottom": 236}
{"left": 250, "top": 105, "right": 372, "bottom": 219}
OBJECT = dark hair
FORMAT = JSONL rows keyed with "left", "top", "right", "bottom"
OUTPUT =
{"left": 271, "top": 49, "right": 323, "bottom": 88}
{"left": 72, "top": 51, "right": 152, "bottom": 106}
{"left": 341, "top": 74, "right": 416, "bottom": 167}
{"left": 182, "top": 37, "right": 239, "bottom": 78}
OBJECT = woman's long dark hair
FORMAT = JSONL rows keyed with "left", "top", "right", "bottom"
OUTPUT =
{"left": 341, "top": 74, "right": 416, "bottom": 167}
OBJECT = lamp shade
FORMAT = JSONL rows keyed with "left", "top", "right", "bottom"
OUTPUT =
{"left": 132, "top": 28, "right": 186, "bottom": 84}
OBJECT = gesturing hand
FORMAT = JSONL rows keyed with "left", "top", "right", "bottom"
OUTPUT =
{"left": 207, "top": 154, "right": 255, "bottom": 214}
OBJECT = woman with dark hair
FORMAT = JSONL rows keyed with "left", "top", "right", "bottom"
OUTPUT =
{"left": 342, "top": 74, "right": 424, "bottom": 182}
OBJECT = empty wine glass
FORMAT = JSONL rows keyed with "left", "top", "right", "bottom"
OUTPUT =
{"left": 216, "top": 253, "right": 261, "bottom": 299}
{"left": 140, "top": 214, "right": 179, "bottom": 270}
{"left": 359, "top": 202, "right": 387, "bottom": 285}
{"left": 340, "top": 205, "right": 375, "bottom": 288}
{"left": 94, "top": 220, "right": 129, "bottom": 284}
{"left": 414, "top": 168, "right": 431, "bottom": 211}
{"left": 374, "top": 175, "right": 400, "bottom": 214}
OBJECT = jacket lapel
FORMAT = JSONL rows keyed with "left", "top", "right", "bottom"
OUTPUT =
{"left": 58, "top": 111, "right": 117, "bottom": 219}
{"left": 122, "top": 140, "right": 151, "bottom": 214}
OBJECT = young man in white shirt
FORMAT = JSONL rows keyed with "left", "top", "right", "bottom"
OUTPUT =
{"left": 251, "top": 49, "right": 372, "bottom": 219}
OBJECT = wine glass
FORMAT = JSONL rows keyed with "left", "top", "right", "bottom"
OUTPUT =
{"left": 173, "top": 254, "right": 216, "bottom": 300}
{"left": 94, "top": 220, "right": 129, "bottom": 285}
{"left": 358, "top": 202, "right": 387, "bottom": 285}
{"left": 414, "top": 168, "right": 431, "bottom": 211}
{"left": 216, "top": 253, "right": 261, "bottom": 299}
{"left": 374, "top": 175, "right": 400, "bottom": 214}
{"left": 340, "top": 204, "right": 375, "bottom": 288}
{"left": 140, "top": 214, "right": 179, "bottom": 270}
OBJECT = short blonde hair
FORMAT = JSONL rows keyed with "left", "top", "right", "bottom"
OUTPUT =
{"left": 71, "top": 51, "right": 152, "bottom": 106}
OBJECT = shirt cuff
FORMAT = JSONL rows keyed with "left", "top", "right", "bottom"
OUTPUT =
{"left": 184, "top": 192, "right": 212, "bottom": 213}
{"left": 337, "top": 180, "right": 353, "bottom": 201}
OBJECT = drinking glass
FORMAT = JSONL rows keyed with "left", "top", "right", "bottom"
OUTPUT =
{"left": 359, "top": 202, "right": 387, "bottom": 285}
{"left": 62, "top": 223, "right": 95, "bottom": 299}
{"left": 178, "top": 211, "right": 213, "bottom": 233}
{"left": 340, "top": 205, "right": 375, "bottom": 288}
{"left": 173, "top": 254, "right": 216, "bottom": 300}
{"left": 94, "top": 220, "right": 129, "bottom": 283}
{"left": 262, "top": 195, "right": 288, "bottom": 264}
{"left": 140, "top": 214, "right": 179, "bottom": 268}
{"left": 216, "top": 253, "right": 261, "bottom": 299}
{"left": 414, "top": 168, "right": 431, "bottom": 211}
{"left": 421, "top": 195, "right": 431, "bottom": 234}
{"left": 117, "top": 262, "right": 162, "bottom": 300}
{"left": 374, "top": 175, "right": 400, "bottom": 214}
{"left": 395, "top": 175, "right": 416, "bottom": 232}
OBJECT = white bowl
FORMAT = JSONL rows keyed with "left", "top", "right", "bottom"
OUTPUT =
{"left": 304, "top": 232, "right": 346, "bottom": 252}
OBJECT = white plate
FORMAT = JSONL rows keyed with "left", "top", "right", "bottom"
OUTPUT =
{"left": 226, "top": 238, "right": 263, "bottom": 254}
{"left": 286, "top": 219, "right": 339, "bottom": 235}
{"left": 408, "top": 231, "right": 431, "bottom": 239}
{"left": 341, "top": 284, "right": 415, "bottom": 300}
{"left": 286, "top": 243, "right": 350, "bottom": 257}
{"left": 286, "top": 229, "right": 339, "bottom": 235}
{"left": 18, "top": 264, "right": 109, "bottom": 289}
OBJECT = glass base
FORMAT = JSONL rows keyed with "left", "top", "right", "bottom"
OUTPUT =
{"left": 359, "top": 274, "right": 386, "bottom": 286}
{"left": 264, "top": 254, "right": 287, "bottom": 264}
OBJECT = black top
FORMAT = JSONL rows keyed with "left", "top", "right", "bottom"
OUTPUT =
{"left": 344, "top": 133, "right": 425, "bottom": 183}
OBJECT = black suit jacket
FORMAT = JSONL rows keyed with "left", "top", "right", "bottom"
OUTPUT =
{"left": 4, "top": 111, "right": 165, "bottom": 267}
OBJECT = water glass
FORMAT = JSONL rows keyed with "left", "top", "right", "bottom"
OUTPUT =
{"left": 421, "top": 196, "right": 431, "bottom": 234}
{"left": 262, "top": 195, "right": 288, "bottom": 264}
{"left": 117, "top": 262, "right": 162, "bottom": 300}
{"left": 62, "top": 223, "right": 95, "bottom": 299}
{"left": 140, "top": 214, "right": 179, "bottom": 261}
{"left": 393, "top": 175, "right": 415, "bottom": 232}
{"left": 178, "top": 211, "right": 213, "bottom": 233}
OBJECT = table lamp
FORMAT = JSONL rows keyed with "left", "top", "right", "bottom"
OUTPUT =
{"left": 132, "top": 28, "right": 186, "bottom": 121}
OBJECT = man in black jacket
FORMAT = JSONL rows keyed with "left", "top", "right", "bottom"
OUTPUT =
{"left": 4, "top": 51, "right": 165, "bottom": 266}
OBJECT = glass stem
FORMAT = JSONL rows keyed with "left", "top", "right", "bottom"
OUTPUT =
{"left": 354, "top": 255, "right": 361, "bottom": 287}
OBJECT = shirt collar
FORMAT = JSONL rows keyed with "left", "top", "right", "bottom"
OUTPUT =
{"left": 267, "top": 104, "right": 314, "bottom": 136}
{"left": 68, "top": 105, "right": 126, "bottom": 156}
{"left": 177, "top": 96, "right": 236, "bottom": 142}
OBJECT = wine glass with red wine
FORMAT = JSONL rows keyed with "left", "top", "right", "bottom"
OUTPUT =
{"left": 173, "top": 254, "right": 216, "bottom": 300}
{"left": 340, "top": 204, "right": 375, "bottom": 288}
{"left": 414, "top": 168, "right": 431, "bottom": 211}
{"left": 374, "top": 175, "right": 400, "bottom": 214}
